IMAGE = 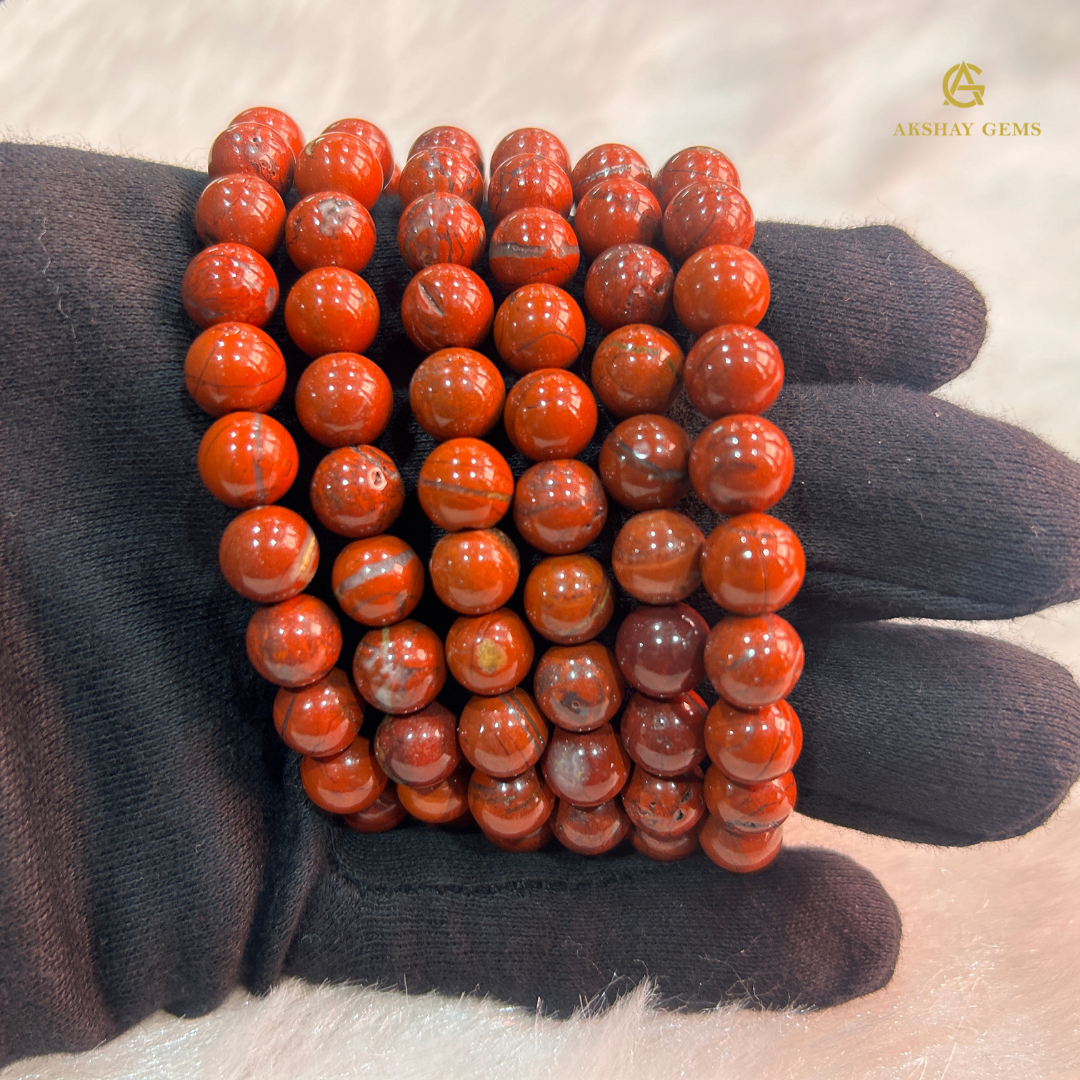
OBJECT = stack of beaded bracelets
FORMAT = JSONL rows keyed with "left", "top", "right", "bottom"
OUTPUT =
{"left": 180, "top": 106, "right": 805, "bottom": 873}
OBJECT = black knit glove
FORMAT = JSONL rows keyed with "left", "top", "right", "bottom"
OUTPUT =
{"left": 2, "top": 144, "right": 1078, "bottom": 1066}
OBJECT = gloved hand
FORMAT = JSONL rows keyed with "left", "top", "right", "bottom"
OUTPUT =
{"left": 1, "top": 143, "right": 1078, "bottom": 1066}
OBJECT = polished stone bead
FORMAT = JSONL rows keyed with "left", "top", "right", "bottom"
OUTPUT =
{"left": 374, "top": 702, "right": 460, "bottom": 787}
{"left": 541, "top": 722, "right": 631, "bottom": 807}
{"left": 705, "top": 698, "right": 803, "bottom": 784}
{"left": 352, "top": 619, "right": 446, "bottom": 715}
{"left": 429, "top": 528, "right": 520, "bottom": 614}
{"left": 301, "top": 734, "right": 387, "bottom": 815}
{"left": 400, "top": 263, "right": 494, "bottom": 352}
{"left": 198, "top": 411, "right": 298, "bottom": 508}
{"left": 653, "top": 146, "right": 741, "bottom": 210}
{"left": 309, "top": 445, "right": 404, "bottom": 537}
{"left": 408, "top": 126, "right": 485, "bottom": 176}
{"left": 295, "top": 352, "right": 393, "bottom": 448}
{"left": 599, "top": 414, "right": 690, "bottom": 510}
{"left": 704, "top": 613, "right": 804, "bottom": 709}
{"left": 493, "top": 284, "right": 585, "bottom": 374}
{"left": 574, "top": 178, "right": 662, "bottom": 259}
{"left": 208, "top": 122, "right": 294, "bottom": 195}
{"left": 231, "top": 106, "right": 305, "bottom": 159}
{"left": 503, "top": 369, "right": 597, "bottom": 461}
{"left": 704, "top": 765, "right": 796, "bottom": 834}
{"left": 611, "top": 510, "right": 704, "bottom": 605}
{"left": 469, "top": 766, "right": 555, "bottom": 841}
{"left": 590, "top": 324, "right": 684, "bottom": 419}
{"left": 182, "top": 242, "right": 278, "bottom": 329}
{"left": 551, "top": 798, "right": 631, "bottom": 855}
{"left": 485, "top": 821, "right": 553, "bottom": 853}
{"left": 285, "top": 267, "right": 380, "bottom": 358}
{"left": 247, "top": 595, "right": 342, "bottom": 688}
{"left": 343, "top": 785, "right": 406, "bottom": 832}
{"left": 700, "top": 512, "right": 805, "bottom": 614}
{"left": 490, "top": 128, "right": 570, "bottom": 174}
{"left": 457, "top": 689, "right": 549, "bottom": 778}
{"left": 399, "top": 146, "right": 484, "bottom": 210}
{"left": 615, "top": 602, "right": 709, "bottom": 699}
{"left": 622, "top": 766, "right": 704, "bottom": 839}
{"left": 219, "top": 504, "right": 318, "bottom": 603}
{"left": 699, "top": 814, "right": 782, "bottom": 872}
{"left": 689, "top": 415, "right": 794, "bottom": 515}
{"left": 488, "top": 208, "right": 580, "bottom": 290}
{"left": 445, "top": 608, "right": 535, "bottom": 695}
{"left": 662, "top": 180, "right": 755, "bottom": 260}
{"left": 409, "top": 348, "right": 505, "bottom": 441}
{"left": 570, "top": 143, "right": 653, "bottom": 203}
{"left": 194, "top": 174, "right": 286, "bottom": 258}
{"left": 488, "top": 153, "right": 573, "bottom": 222}
{"left": 417, "top": 438, "right": 514, "bottom": 531}
{"left": 332, "top": 535, "right": 424, "bottom": 626}
{"left": 285, "top": 192, "right": 377, "bottom": 274}
{"left": 185, "top": 321, "right": 286, "bottom": 417}
{"left": 385, "top": 163, "right": 401, "bottom": 196}
{"left": 584, "top": 243, "right": 673, "bottom": 331}
{"left": 620, "top": 690, "right": 708, "bottom": 777}
{"left": 273, "top": 668, "right": 362, "bottom": 758}
{"left": 533, "top": 642, "right": 624, "bottom": 732}
{"left": 512, "top": 459, "right": 607, "bottom": 555}
{"left": 523, "top": 554, "right": 614, "bottom": 644}
{"left": 294, "top": 131, "right": 383, "bottom": 209}
{"left": 683, "top": 325, "right": 784, "bottom": 418}
{"left": 397, "top": 192, "right": 487, "bottom": 271}
{"left": 673, "top": 244, "right": 770, "bottom": 335}
{"left": 397, "top": 766, "right": 471, "bottom": 823}
{"left": 322, "top": 117, "right": 394, "bottom": 188}
{"left": 632, "top": 828, "right": 700, "bottom": 861}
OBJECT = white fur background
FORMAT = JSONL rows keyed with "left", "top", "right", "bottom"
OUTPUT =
{"left": 1, "top": 0, "right": 1078, "bottom": 1076}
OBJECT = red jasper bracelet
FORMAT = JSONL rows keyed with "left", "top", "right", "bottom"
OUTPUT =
{"left": 182, "top": 108, "right": 805, "bottom": 872}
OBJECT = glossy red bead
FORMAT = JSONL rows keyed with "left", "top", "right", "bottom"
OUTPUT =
{"left": 469, "top": 767, "right": 555, "bottom": 841}
{"left": 704, "top": 613, "right": 804, "bottom": 709}
{"left": 352, "top": 619, "right": 446, "bottom": 715}
{"left": 598, "top": 414, "right": 691, "bottom": 510}
{"left": 332, "top": 535, "right": 424, "bottom": 626}
{"left": 615, "top": 602, "right": 709, "bottom": 700}
{"left": 654, "top": 146, "right": 741, "bottom": 210}
{"left": 457, "top": 689, "right": 549, "bottom": 778}
{"left": 231, "top": 107, "right": 305, "bottom": 160}
{"left": 542, "top": 723, "right": 631, "bottom": 807}
{"left": 488, "top": 208, "right": 580, "bottom": 290}
{"left": 273, "top": 668, "right": 362, "bottom": 758}
{"left": 397, "top": 767, "right": 471, "bottom": 824}
{"left": 322, "top": 118, "right": 394, "bottom": 188}
{"left": 295, "top": 352, "right": 393, "bottom": 448}
{"left": 417, "top": 438, "right": 513, "bottom": 531}
{"left": 622, "top": 767, "right": 704, "bottom": 839}
{"left": 574, "top": 178, "right": 661, "bottom": 260}
{"left": 490, "top": 128, "right": 570, "bottom": 174}
{"left": 699, "top": 815, "right": 782, "bottom": 873}
{"left": 182, "top": 243, "right": 278, "bottom": 329}
{"left": 398, "top": 147, "right": 484, "bottom": 210}
{"left": 285, "top": 192, "right": 377, "bottom": 274}
{"left": 589, "top": 324, "right": 684, "bottom": 419}
{"left": 503, "top": 369, "right": 597, "bottom": 461}
{"left": 662, "top": 180, "right": 755, "bottom": 259}
{"left": 552, "top": 798, "right": 631, "bottom": 855}
{"left": 632, "top": 828, "right": 700, "bottom": 861}
{"left": 488, "top": 153, "right": 573, "bottom": 222}
{"left": 512, "top": 459, "right": 607, "bottom": 555}
{"left": 570, "top": 143, "right": 652, "bottom": 203}
{"left": 343, "top": 785, "right": 407, "bottom": 832}
{"left": 409, "top": 126, "right": 484, "bottom": 175}
{"left": 247, "top": 595, "right": 342, "bottom": 688}
{"left": 184, "top": 322, "right": 286, "bottom": 416}
{"left": 198, "top": 411, "right": 298, "bottom": 508}
{"left": 683, "top": 325, "right": 784, "bottom": 418}
{"left": 704, "top": 765, "right": 796, "bottom": 834}
{"left": 219, "top": 504, "right": 318, "bottom": 603}
{"left": 397, "top": 192, "right": 486, "bottom": 271}
{"left": 486, "top": 822, "right": 553, "bottom": 853}
{"left": 620, "top": 690, "right": 708, "bottom": 776}
{"left": 700, "top": 512, "right": 805, "bottom": 614}
{"left": 428, "top": 528, "right": 520, "bottom": 615}
{"left": 194, "top": 174, "right": 286, "bottom": 257}
{"left": 611, "top": 510, "right": 704, "bottom": 605}
{"left": 294, "top": 132, "right": 383, "bottom": 209}
{"left": 208, "top": 122, "right": 295, "bottom": 195}
{"left": 689, "top": 415, "right": 794, "bottom": 515}
{"left": 374, "top": 702, "right": 460, "bottom": 787}
{"left": 285, "top": 267, "right": 380, "bottom": 358}
{"left": 673, "top": 244, "right": 770, "bottom": 335}
{"left": 445, "top": 608, "right": 535, "bottom": 696}
{"left": 400, "top": 263, "right": 494, "bottom": 352}
{"left": 523, "top": 554, "right": 614, "bottom": 645}
{"left": 409, "top": 348, "right": 505, "bottom": 441}
{"left": 533, "top": 642, "right": 624, "bottom": 732}
{"left": 584, "top": 243, "right": 673, "bottom": 331}
{"left": 704, "top": 698, "right": 803, "bottom": 785}
{"left": 493, "top": 284, "right": 585, "bottom": 374}
{"left": 309, "top": 445, "right": 404, "bottom": 538}
{"left": 301, "top": 735, "right": 387, "bottom": 815}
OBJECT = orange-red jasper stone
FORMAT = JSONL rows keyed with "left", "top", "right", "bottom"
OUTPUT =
{"left": 574, "top": 178, "right": 662, "bottom": 259}
{"left": 398, "top": 146, "right": 484, "bottom": 210}
{"left": 343, "top": 786, "right": 406, "bottom": 833}
{"left": 397, "top": 192, "right": 487, "bottom": 271}
{"left": 246, "top": 595, "right": 342, "bottom": 688}
{"left": 590, "top": 324, "right": 684, "bottom": 419}
{"left": 683, "top": 325, "right": 784, "bottom": 418}
{"left": 400, "top": 263, "right": 494, "bottom": 352}
{"left": 632, "top": 828, "right": 700, "bottom": 862}
{"left": 446, "top": 608, "right": 534, "bottom": 696}
{"left": 322, "top": 117, "right": 394, "bottom": 188}
{"left": 689, "top": 415, "right": 794, "bottom": 515}
{"left": 523, "top": 554, "right": 614, "bottom": 645}
{"left": 332, "top": 535, "right": 424, "bottom": 626}
{"left": 704, "top": 766, "right": 796, "bottom": 834}
{"left": 231, "top": 106, "right": 305, "bottom": 160}
{"left": 397, "top": 767, "right": 471, "bottom": 824}
{"left": 352, "top": 619, "right": 446, "bottom": 715}
{"left": 662, "top": 180, "right": 755, "bottom": 259}
{"left": 285, "top": 267, "right": 380, "bottom": 357}
{"left": 208, "top": 122, "right": 294, "bottom": 195}
{"left": 185, "top": 322, "right": 286, "bottom": 417}
{"left": 198, "top": 411, "right": 298, "bottom": 508}
{"left": 488, "top": 153, "right": 573, "bottom": 222}
{"left": 704, "top": 613, "right": 804, "bottom": 709}
{"left": 374, "top": 703, "right": 459, "bottom": 787}
{"left": 503, "top": 369, "right": 597, "bottom": 461}
{"left": 541, "top": 723, "right": 631, "bottom": 807}
{"left": 493, "top": 285, "right": 585, "bottom": 374}
{"left": 705, "top": 698, "right": 803, "bottom": 785}
{"left": 611, "top": 510, "right": 704, "bottom": 605}
{"left": 273, "top": 668, "right": 362, "bottom": 758}
{"left": 469, "top": 767, "right": 555, "bottom": 841}
{"left": 533, "top": 642, "right": 624, "bottom": 732}
{"left": 488, "top": 208, "right": 580, "bottom": 290}
{"left": 700, "top": 512, "right": 805, "bottom": 614}
{"left": 654, "top": 146, "right": 741, "bottom": 210}
{"left": 457, "top": 689, "right": 549, "bottom": 778}
{"left": 552, "top": 798, "right": 631, "bottom": 855}
{"left": 699, "top": 815, "right": 782, "bottom": 873}
{"left": 673, "top": 244, "right": 770, "bottom": 335}
{"left": 584, "top": 243, "right": 673, "bottom": 331}
{"left": 490, "top": 128, "right": 570, "bottom": 174}
{"left": 417, "top": 438, "right": 513, "bottom": 531}
{"left": 285, "top": 192, "right": 377, "bottom": 274}
{"left": 429, "top": 528, "right": 519, "bottom": 615}
{"left": 310, "top": 445, "right": 404, "bottom": 538}
{"left": 486, "top": 822, "right": 553, "bottom": 853}
{"left": 219, "top": 504, "right": 318, "bottom": 603}
{"left": 182, "top": 243, "right": 278, "bottom": 329}
{"left": 194, "top": 174, "right": 286, "bottom": 257}
{"left": 620, "top": 691, "right": 708, "bottom": 777}
{"left": 409, "top": 348, "right": 505, "bottom": 440}
{"left": 622, "top": 767, "right": 705, "bottom": 839}
{"left": 409, "top": 126, "right": 484, "bottom": 176}
{"left": 295, "top": 352, "right": 393, "bottom": 448}
{"left": 599, "top": 415, "right": 691, "bottom": 511}
{"left": 301, "top": 735, "right": 387, "bottom": 814}
{"left": 512, "top": 459, "right": 607, "bottom": 555}
{"left": 294, "top": 132, "right": 383, "bottom": 209}
{"left": 570, "top": 143, "right": 652, "bottom": 203}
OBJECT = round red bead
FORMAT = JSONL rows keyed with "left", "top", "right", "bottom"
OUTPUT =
{"left": 523, "top": 554, "right": 614, "bottom": 645}
{"left": 198, "top": 411, "right": 298, "bottom": 508}
{"left": 273, "top": 668, "right": 362, "bottom": 758}
{"left": 574, "top": 178, "right": 661, "bottom": 259}
{"left": 488, "top": 153, "right": 573, "bottom": 222}
{"left": 374, "top": 703, "right": 460, "bottom": 787}
{"left": 683, "top": 325, "right": 784, "bottom": 418}
{"left": 704, "top": 698, "right": 803, "bottom": 785}
{"left": 632, "top": 828, "right": 700, "bottom": 861}
{"left": 490, "top": 128, "right": 570, "bottom": 174}
{"left": 689, "top": 415, "right": 794, "bottom": 515}
{"left": 622, "top": 767, "right": 705, "bottom": 839}
{"left": 417, "top": 438, "right": 513, "bottom": 531}
{"left": 294, "top": 132, "right": 383, "bottom": 209}
{"left": 445, "top": 608, "right": 535, "bottom": 696}
{"left": 309, "top": 445, "right": 404, "bottom": 538}
{"left": 301, "top": 735, "right": 387, "bottom": 815}
{"left": 246, "top": 594, "right": 342, "bottom": 688}
{"left": 409, "top": 348, "right": 505, "bottom": 441}
{"left": 704, "top": 613, "right": 804, "bottom": 709}
{"left": 194, "top": 174, "right": 286, "bottom": 257}
{"left": 662, "top": 180, "right": 755, "bottom": 260}
{"left": 285, "top": 267, "right": 380, "bottom": 358}
{"left": 332, "top": 535, "right": 424, "bottom": 627}
{"left": 397, "top": 192, "right": 487, "bottom": 272}
{"left": 654, "top": 146, "right": 741, "bottom": 210}
{"left": 542, "top": 723, "right": 631, "bottom": 807}
{"left": 397, "top": 767, "right": 471, "bottom": 824}
{"left": 469, "top": 767, "right": 556, "bottom": 841}
{"left": 230, "top": 107, "right": 305, "bottom": 160}
{"left": 457, "top": 689, "right": 549, "bottom": 778}
{"left": 408, "top": 126, "right": 484, "bottom": 175}
{"left": 343, "top": 786, "right": 407, "bottom": 833}
{"left": 533, "top": 642, "right": 624, "bottom": 732}
{"left": 700, "top": 512, "right": 805, "bottom": 614}
{"left": 488, "top": 208, "right": 580, "bottom": 290}
{"left": 399, "top": 146, "right": 484, "bottom": 210}
{"left": 429, "top": 528, "right": 520, "bottom": 615}
{"left": 570, "top": 143, "right": 653, "bottom": 203}
{"left": 584, "top": 243, "right": 673, "bottom": 331}
{"left": 699, "top": 814, "right": 782, "bottom": 873}
{"left": 615, "top": 602, "right": 709, "bottom": 700}
{"left": 322, "top": 118, "right": 394, "bottom": 188}
{"left": 182, "top": 243, "right": 278, "bottom": 329}
{"left": 352, "top": 619, "right": 446, "bottom": 715}
{"left": 285, "top": 192, "right": 377, "bottom": 274}
{"left": 219, "top": 504, "right": 318, "bottom": 603}
{"left": 503, "top": 369, "right": 597, "bottom": 461}
{"left": 208, "top": 122, "right": 294, "bottom": 195}
{"left": 611, "top": 510, "right": 704, "bottom": 605}
{"left": 295, "top": 352, "right": 393, "bottom": 448}
{"left": 589, "top": 324, "right": 684, "bottom": 419}
{"left": 620, "top": 690, "right": 708, "bottom": 777}
{"left": 704, "top": 766, "right": 796, "bottom": 834}
{"left": 599, "top": 414, "right": 690, "bottom": 510}
{"left": 184, "top": 322, "right": 286, "bottom": 417}
{"left": 486, "top": 822, "right": 553, "bottom": 853}
{"left": 400, "top": 263, "right": 494, "bottom": 352}
{"left": 673, "top": 244, "right": 770, "bottom": 335}
{"left": 551, "top": 798, "right": 631, "bottom": 855}
{"left": 512, "top": 459, "right": 607, "bottom": 555}
{"left": 493, "top": 284, "right": 585, "bottom": 374}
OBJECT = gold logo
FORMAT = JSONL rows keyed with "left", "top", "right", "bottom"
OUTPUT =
{"left": 943, "top": 62, "right": 984, "bottom": 107}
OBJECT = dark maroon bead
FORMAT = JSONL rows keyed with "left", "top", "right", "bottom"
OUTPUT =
{"left": 551, "top": 798, "right": 631, "bottom": 855}
{"left": 540, "top": 723, "right": 631, "bottom": 807}
{"left": 620, "top": 690, "right": 708, "bottom": 776}
{"left": 373, "top": 703, "right": 460, "bottom": 787}
{"left": 615, "top": 603, "right": 709, "bottom": 700}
